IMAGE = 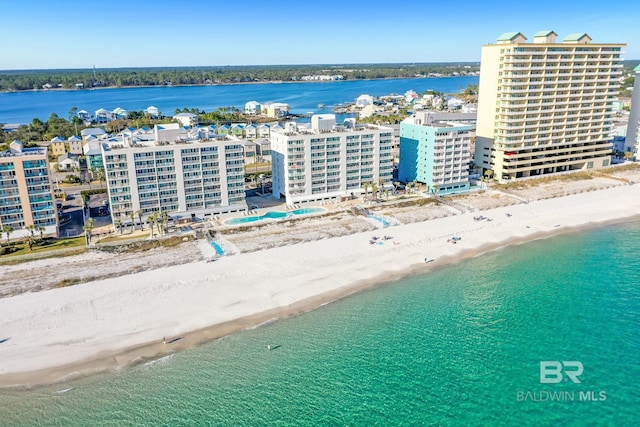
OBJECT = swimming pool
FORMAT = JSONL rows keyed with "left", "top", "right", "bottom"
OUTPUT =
{"left": 224, "top": 207, "right": 326, "bottom": 226}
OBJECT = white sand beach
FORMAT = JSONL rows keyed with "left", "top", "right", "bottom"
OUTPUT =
{"left": 0, "top": 183, "right": 639, "bottom": 387}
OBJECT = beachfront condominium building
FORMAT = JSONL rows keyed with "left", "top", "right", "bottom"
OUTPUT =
{"left": 0, "top": 141, "right": 58, "bottom": 239}
{"left": 475, "top": 31, "right": 625, "bottom": 180}
{"left": 102, "top": 138, "right": 247, "bottom": 228}
{"left": 269, "top": 114, "right": 394, "bottom": 205}
{"left": 627, "top": 65, "right": 640, "bottom": 156}
{"left": 399, "top": 111, "right": 472, "bottom": 195}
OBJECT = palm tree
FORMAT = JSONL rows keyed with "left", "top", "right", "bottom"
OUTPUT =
{"left": 83, "top": 218, "right": 94, "bottom": 245}
{"left": 136, "top": 210, "right": 144, "bottom": 231}
{"left": 147, "top": 213, "right": 157, "bottom": 238}
{"left": 129, "top": 211, "right": 135, "bottom": 233}
{"left": 115, "top": 218, "right": 123, "bottom": 234}
{"left": 2, "top": 225, "right": 13, "bottom": 247}
{"left": 37, "top": 225, "right": 45, "bottom": 241}
{"left": 159, "top": 211, "right": 169, "bottom": 235}
{"left": 363, "top": 182, "right": 370, "bottom": 199}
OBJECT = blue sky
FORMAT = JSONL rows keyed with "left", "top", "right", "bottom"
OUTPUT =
{"left": 1, "top": 0, "right": 638, "bottom": 70}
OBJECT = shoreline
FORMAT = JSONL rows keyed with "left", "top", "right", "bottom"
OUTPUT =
{"left": 0, "top": 185, "right": 639, "bottom": 389}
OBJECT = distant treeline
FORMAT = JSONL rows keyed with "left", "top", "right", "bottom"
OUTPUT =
{"left": 0, "top": 63, "right": 481, "bottom": 92}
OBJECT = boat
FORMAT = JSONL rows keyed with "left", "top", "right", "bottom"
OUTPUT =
{"left": 317, "top": 103, "right": 325, "bottom": 109}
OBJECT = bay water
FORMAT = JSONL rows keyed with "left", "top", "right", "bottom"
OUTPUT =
{"left": 0, "top": 221, "right": 638, "bottom": 425}
{"left": 0, "top": 76, "right": 479, "bottom": 125}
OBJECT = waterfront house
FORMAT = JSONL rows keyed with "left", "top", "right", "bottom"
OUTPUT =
{"left": 145, "top": 106, "right": 160, "bottom": 119}
{"left": 244, "top": 101, "right": 261, "bottom": 115}
{"left": 95, "top": 108, "right": 113, "bottom": 123}
{"left": 77, "top": 110, "right": 91, "bottom": 123}
{"left": 113, "top": 107, "right": 128, "bottom": 119}
{"left": 173, "top": 112, "right": 198, "bottom": 127}
{"left": 355, "top": 94, "right": 374, "bottom": 108}
{"left": 262, "top": 102, "right": 290, "bottom": 118}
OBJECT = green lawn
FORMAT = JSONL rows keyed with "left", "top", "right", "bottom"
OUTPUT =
{"left": 0, "top": 236, "right": 87, "bottom": 261}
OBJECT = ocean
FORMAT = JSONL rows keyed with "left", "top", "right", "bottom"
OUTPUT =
{"left": 0, "top": 221, "right": 638, "bottom": 426}
{"left": 0, "top": 76, "right": 479, "bottom": 125}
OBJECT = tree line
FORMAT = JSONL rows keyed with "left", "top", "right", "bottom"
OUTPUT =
{"left": 0, "top": 63, "right": 480, "bottom": 91}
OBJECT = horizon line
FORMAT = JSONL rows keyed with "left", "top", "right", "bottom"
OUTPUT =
{"left": 0, "top": 61, "right": 486, "bottom": 73}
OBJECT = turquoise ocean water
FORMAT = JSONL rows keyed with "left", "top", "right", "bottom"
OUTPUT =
{"left": 1, "top": 222, "right": 639, "bottom": 426}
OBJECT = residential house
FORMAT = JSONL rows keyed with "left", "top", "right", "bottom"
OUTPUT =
{"left": 113, "top": 107, "right": 128, "bottom": 119}
{"left": 49, "top": 137, "right": 67, "bottom": 157}
{"left": 57, "top": 153, "right": 80, "bottom": 171}
{"left": 262, "top": 102, "right": 290, "bottom": 118}
{"left": 81, "top": 128, "right": 107, "bottom": 140}
{"left": 67, "top": 135, "right": 84, "bottom": 155}
{"left": 244, "top": 101, "right": 261, "bottom": 115}
{"left": 244, "top": 124, "right": 257, "bottom": 139}
{"left": 95, "top": 108, "right": 113, "bottom": 123}
{"left": 145, "top": 106, "right": 160, "bottom": 119}
{"left": 257, "top": 123, "right": 271, "bottom": 138}
{"left": 173, "top": 112, "right": 198, "bottom": 127}
{"left": 230, "top": 123, "right": 245, "bottom": 137}
{"left": 77, "top": 110, "right": 91, "bottom": 123}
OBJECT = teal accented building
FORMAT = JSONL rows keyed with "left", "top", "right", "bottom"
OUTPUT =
{"left": 399, "top": 112, "right": 472, "bottom": 195}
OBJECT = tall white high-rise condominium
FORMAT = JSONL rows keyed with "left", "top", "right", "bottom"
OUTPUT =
{"left": 475, "top": 31, "right": 625, "bottom": 180}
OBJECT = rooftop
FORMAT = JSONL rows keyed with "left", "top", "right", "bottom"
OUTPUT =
{"left": 0, "top": 147, "right": 48, "bottom": 158}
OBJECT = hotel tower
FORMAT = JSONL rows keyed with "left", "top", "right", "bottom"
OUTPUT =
{"left": 475, "top": 31, "right": 625, "bottom": 180}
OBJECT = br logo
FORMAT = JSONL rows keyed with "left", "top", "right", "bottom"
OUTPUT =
{"left": 540, "top": 361, "right": 584, "bottom": 384}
